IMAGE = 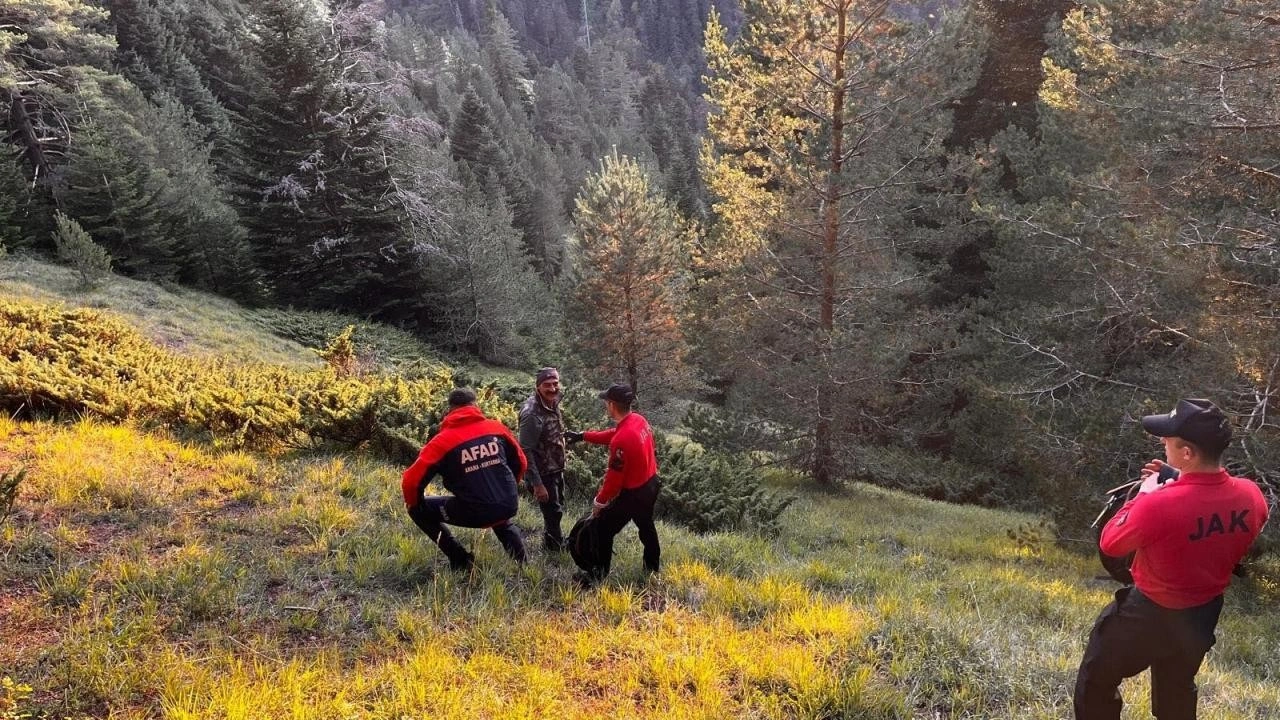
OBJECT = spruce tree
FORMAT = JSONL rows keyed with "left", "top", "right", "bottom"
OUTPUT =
{"left": 238, "top": 0, "right": 413, "bottom": 313}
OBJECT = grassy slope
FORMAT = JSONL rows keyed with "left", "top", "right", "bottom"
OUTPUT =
{"left": 2, "top": 264, "right": 1278, "bottom": 719}
{"left": 0, "top": 256, "right": 318, "bottom": 367}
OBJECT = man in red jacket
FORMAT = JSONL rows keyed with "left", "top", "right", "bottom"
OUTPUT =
{"left": 1074, "top": 398, "right": 1270, "bottom": 720}
{"left": 564, "top": 383, "right": 660, "bottom": 586}
{"left": 401, "top": 388, "right": 528, "bottom": 571}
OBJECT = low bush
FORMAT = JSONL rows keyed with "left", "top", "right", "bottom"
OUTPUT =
{"left": 251, "top": 308, "right": 448, "bottom": 373}
{"left": 851, "top": 444, "right": 1015, "bottom": 507}
{"left": 656, "top": 434, "right": 795, "bottom": 536}
{"left": 0, "top": 300, "right": 510, "bottom": 459}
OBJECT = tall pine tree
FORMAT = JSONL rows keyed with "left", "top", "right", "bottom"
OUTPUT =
{"left": 701, "top": 1, "right": 981, "bottom": 484}
{"left": 569, "top": 150, "right": 692, "bottom": 399}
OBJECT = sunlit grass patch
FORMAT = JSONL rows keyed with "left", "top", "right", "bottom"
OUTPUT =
{"left": 19, "top": 419, "right": 258, "bottom": 513}
{"left": 3, "top": 411, "right": 1276, "bottom": 719}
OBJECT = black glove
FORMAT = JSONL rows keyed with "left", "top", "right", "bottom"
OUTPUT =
{"left": 564, "top": 430, "right": 584, "bottom": 443}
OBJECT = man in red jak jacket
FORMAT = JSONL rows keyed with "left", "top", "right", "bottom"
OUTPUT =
{"left": 401, "top": 388, "right": 528, "bottom": 571}
{"left": 564, "top": 383, "right": 660, "bottom": 587}
{"left": 1074, "top": 399, "right": 1269, "bottom": 720}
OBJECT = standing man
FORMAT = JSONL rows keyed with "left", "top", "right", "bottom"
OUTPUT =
{"left": 519, "top": 367, "right": 568, "bottom": 552}
{"left": 564, "top": 383, "right": 660, "bottom": 586}
{"left": 1074, "top": 398, "right": 1269, "bottom": 720}
{"left": 401, "top": 388, "right": 528, "bottom": 571}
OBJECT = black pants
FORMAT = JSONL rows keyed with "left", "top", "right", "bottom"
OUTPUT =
{"left": 1074, "top": 586, "right": 1222, "bottom": 720}
{"left": 588, "top": 476, "right": 660, "bottom": 580}
{"left": 407, "top": 496, "right": 526, "bottom": 565}
{"left": 537, "top": 471, "right": 565, "bottom": 550}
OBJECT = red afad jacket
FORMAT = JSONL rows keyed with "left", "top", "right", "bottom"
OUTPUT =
{"left": 583, "top": 411, "right": 658, "bottom": 506}
{"left": 401, "top": 405, "right": 527, "bottom": 509}
{"left": 1101, "top": 470, "right": 1269, "bottom": 609}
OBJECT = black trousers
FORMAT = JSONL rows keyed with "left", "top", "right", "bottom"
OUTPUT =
{"left": 407, "top": 496, "right": 526, "bottom": 564}
{"left": 1074, "top": 586, "right": 1222, "bottom": 720}
{"left": 537, "top": 471, "right": 566, "bottom": 550}
{"left": 588, "top": 476, "right": 660, "bottom": 579}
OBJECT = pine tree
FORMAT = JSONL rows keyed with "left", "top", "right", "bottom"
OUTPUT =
{"left": 58, "top": 89, "right": 175, "bottom": 279}
{"left": 481, "top": 3, "right": 531, "bottom": 110}
{"left": 51, "top": 210, "right": 112, "bottom": 287}
{"left": 568, "top": 150, "right": 692, "bottom": 399}
{"left": 425, "top": 179, "right": 556, "bottom": 363}
{"left": 974, "top": 0, "right": 1280, "bottom": 523}
{"left": 701, "top": 1, "right": 981, "bottom": 484}
{"left": 2, "top": 0, "right": 115, "bottom": 182}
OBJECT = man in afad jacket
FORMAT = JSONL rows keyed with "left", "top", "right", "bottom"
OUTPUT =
{"left": 1074, "top": 398, "right": 1269, "bottom": 720}
{"left": 519, "top": 366, "right": 567, "bottom": 552}
{"left": 564, "top": 383, "right": 660, "bottom": 587}
{"left": 401, "top": 388, "right": 528, "bottom": 571}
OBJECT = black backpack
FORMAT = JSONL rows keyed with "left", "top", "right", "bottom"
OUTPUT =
{"left": 567, "top": 514, "right": 605, "bottom": 572}
{"left": 1093, "top": 480, "right": 1139, "bottom": 584}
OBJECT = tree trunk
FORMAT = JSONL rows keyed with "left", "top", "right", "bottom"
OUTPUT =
{"left": 813, "top": 2, "right": 849, "bottom": 487}
{"left": 6, "top": 90, "right": 49, "bottom": 181}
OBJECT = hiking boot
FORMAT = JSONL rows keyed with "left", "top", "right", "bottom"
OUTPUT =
{"left": 448, "top": 551, "right": 475, "bottom": 573}
{"left": 572, "top": 570, "right": 601, "bottom": 589}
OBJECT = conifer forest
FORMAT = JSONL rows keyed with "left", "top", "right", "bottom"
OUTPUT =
{"left": 2, "top": 0, "right": 1278, "bottom": 530}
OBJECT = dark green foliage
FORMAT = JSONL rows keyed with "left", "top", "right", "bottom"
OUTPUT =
{"left": 851, "top": 444, "right": 1014, "bottom": 508}
{"left": 51, "top": 212, "right": 112, "bottom": 287}
{"left": 655, "top": 434, "right": 795, "bottom": 536}
{"left": 682, "top": 404, "right": 778, "bottom": 457}
{"left": 236, "top": 0, "right": 415, "bottom": 314}
{"left": 562, "top": 426, "right": 795, "bottom": 535}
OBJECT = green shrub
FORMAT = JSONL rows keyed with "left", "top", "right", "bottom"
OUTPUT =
{"left": 0, "top": 299, "right": 510, "bottom": 459}
{"left": 655, "top": 433, "right": 795, "bottom": 536}
{"left": 51, "top": 211, "right": 111, "bottom": 287}
{"left": 683, "top": 403, "right": 778, "bottom": 456}
{"left": 851, "top": 444, "right": 1014, "bottom": 507}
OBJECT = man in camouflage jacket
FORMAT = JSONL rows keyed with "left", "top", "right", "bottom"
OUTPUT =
{"left": 519, "top": 367, "right": 568, "bottom": 552}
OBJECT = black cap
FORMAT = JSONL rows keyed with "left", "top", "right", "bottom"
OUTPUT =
{"left": 536, "top": 367, "right": 559, "bottom": 385}
{"left": 1141, "top": 398, "right": 1232, "bottom": 454}
{"left": 598, "top": 383, "right": 635, "bottom": 405}
{"left": 447, "top": 387, "right": 477, "bottom": 408}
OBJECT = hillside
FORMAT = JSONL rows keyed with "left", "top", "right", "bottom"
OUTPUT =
{"left": 2, "top": 269, "right": 1278, "bottom": 719}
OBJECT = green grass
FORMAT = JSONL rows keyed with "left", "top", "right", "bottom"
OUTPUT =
{"left": 2, "top": 257, "right": 1277, "bottom": 718}
{"left": 2, "top": 416, "right": 1276, "bottom": 719}
{"left": 0, "top": 254, "right": 318, "bottom": 366}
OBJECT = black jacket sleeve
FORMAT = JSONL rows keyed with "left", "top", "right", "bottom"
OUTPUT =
{"left": 517, "top": 407, "right": 545, "bottom": 488}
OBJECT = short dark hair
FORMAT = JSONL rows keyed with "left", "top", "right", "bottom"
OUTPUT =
{"left": 447, "top": 387, "right": 477, "bottom": 408}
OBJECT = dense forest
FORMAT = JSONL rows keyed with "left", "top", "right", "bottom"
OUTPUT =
{"left": 1, "top": 0, "right": 1276, "bottom": 534}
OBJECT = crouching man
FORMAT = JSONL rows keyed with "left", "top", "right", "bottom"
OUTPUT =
{"left": 1074, "top": 398, "right": 1269, "bottom": 720}
{"left": 401, "top": 388, "right": 528, "bottom": 571}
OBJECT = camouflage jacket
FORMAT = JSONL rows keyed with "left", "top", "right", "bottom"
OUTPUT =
{"left": 517, "top": 394, "right": 565, "bottom": 488}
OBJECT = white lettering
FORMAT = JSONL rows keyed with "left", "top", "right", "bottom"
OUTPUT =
{"left": 460, "top": 439, "right": 502, "bottom": 465}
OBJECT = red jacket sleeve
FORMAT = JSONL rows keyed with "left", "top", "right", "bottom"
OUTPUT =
{"left": 583, "top": 427, "right": 616, "bottom": 445}
{"left": 594, "top": 436, "right": 629, "bottom": 505}
{"left": 1100, "top": 495, "right": 1167, "bottom": 557}
{"left": 402, "top": 440, "right": 447, "bottom": 507}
